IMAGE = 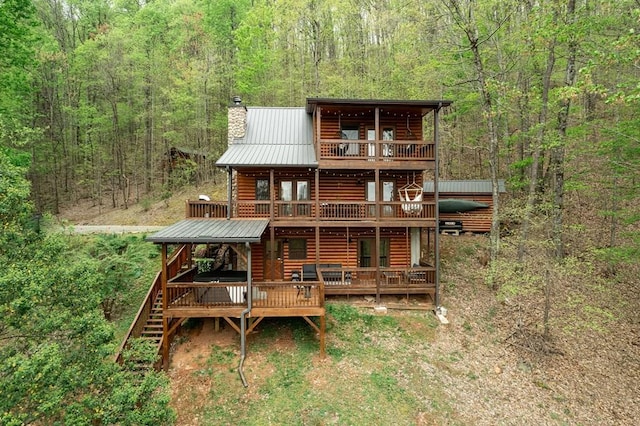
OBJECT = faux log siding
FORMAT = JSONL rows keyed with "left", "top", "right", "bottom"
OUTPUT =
{"left": 319, "top": 115, "right": 423, "bottom": 140}
{"left": 238, "top": 169, "right": 422, "bottom": 203}
{"left": 237, "top": 169, "right": 316, "bottom": 201}
{"left": 425, "top": 193, "right": 494, "bottom": 233}
{"left": 250, "top": 231, "right": 412, "bottom": 280}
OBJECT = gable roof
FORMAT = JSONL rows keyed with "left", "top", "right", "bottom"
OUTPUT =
{"left": 216, "top": 107, "right": 316, "bottom": 168}
{"left": 423, "top": 179, "right": 507, "bottom": 193}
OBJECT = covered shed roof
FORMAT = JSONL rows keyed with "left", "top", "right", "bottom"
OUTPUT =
{"left": 424, "top": 179, "right": 507, "bottom": 193}
{"left": 216, "top": 107, "right": 316, "bottom": 168}
{"left": 146, "top": 219, "right": 270, "bottom": 244}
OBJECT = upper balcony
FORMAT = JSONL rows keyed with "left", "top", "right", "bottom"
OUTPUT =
{"left": 186, "top": 199, "right": 436, "bottom": 227}
{"left": 318, "top": 139, "right": 434, "bottom": 169}
{"left": 308, "top": 98, "right": 447, "bottom": 170}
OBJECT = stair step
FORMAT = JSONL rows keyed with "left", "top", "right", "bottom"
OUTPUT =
{"left": 144, "top": 324, "right": 163, "bottom": 329}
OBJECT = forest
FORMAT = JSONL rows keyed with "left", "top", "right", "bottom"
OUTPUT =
{"left": 1, "top": 0, "right": 639, "bottom": 424}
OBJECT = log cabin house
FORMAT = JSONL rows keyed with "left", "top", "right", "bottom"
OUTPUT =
{"left": 116, "top": 97, "right": 453, "bottom": 376}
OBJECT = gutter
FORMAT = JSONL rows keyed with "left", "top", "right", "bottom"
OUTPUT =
{"left": 238, "top": 241, "right": 252, "bottom": 387}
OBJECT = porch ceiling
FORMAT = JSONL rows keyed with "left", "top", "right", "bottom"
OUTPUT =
{"left": 146, "top": 219, "right": 270, "bottom": 244}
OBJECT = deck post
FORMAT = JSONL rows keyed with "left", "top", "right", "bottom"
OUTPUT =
{"left": 320, "top": 314, "right": 326, "bottom": 357}
{"left": 375, "top": 226, "right": 381, "bottom": 304}
{"left": 434, "top": 105, "right": 441, "bottom": 308}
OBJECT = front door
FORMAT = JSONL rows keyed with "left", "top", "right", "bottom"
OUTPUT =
{"left": 263, "top": 240, "right": 284, "bottom": 280}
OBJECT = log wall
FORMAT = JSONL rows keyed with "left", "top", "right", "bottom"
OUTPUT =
{"left": 250, "top": 229, "right": 413, "bottom": 280}
{"left": 424, "top": 193, "right": 495, "bottom": 233}
{"left": 319, "top": 115, "right": 424, "bottom": 141}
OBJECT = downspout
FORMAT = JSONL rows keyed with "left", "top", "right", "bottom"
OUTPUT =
{"left": 434, "top": 103, "right": 442, "bottom": 308}
{"left": 238, "top": 241, "right": 252, "bottom": 387}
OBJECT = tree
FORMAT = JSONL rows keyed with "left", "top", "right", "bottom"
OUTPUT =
{"left": 440, "top": 0, "right": 507, "bottom": 270}
{"left": 0, "top": 146, "right": 33, "bottom": 252}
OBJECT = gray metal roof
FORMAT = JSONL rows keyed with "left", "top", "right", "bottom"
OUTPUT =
{"left": 423, "top": 179, "right": 506, "bottom": 193}
{"left": 216, "top": 107, "right": 317, "bottom": 168}
{"left": 146, "top": 219, "right": 270, "bottom": 244}
{"left": 306, "top": 98, "right": 454, "bottom": 114}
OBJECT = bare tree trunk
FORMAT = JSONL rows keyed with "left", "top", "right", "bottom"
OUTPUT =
{"left": 442, "top": 0, "right": 502, "bottom": 265}
{"left": 552, "top": 0, "right": 577, "bottom": 261}
{"left": 518, "top": 30, "right": 557, "bottom": 262}
{"left": 543, "top": 268, "right": 552, "bottom": 342}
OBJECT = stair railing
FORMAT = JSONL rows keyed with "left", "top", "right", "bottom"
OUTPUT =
{"left": 114, "top": 244, "right": 189, "bottom": 364}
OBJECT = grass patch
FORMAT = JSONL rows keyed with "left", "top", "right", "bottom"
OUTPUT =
{"left": 193, "top": 303, "right": 459, "bottom": 425}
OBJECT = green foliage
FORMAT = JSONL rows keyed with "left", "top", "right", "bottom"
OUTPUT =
{"left": 0, "top": 228, "right": 172, "bottom": 424}
{"left": 0, "top": 147, "right": 33, "bottom": 253}
{"left": 83, "top": 234, "right": 159, "bottom": 320}
{"left": 0, "top": 0, "right": 39, "bottom": 118}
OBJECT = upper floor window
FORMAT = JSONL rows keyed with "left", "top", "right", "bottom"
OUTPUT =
{"left": 255, "top": 178, "right": 270, "bottom": 214}
{"left": 339, "top": 125, "right": 359, "bottom": 156}
{"left": 280, "top": 180, "right": 310, "bottom": 216}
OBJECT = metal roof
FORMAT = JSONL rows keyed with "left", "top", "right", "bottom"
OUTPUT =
{"left": 306, "top": 98, "right": 453, "bottom": 114}
{"left": 423, "top": 180, "right": 506, "bottom": 193}
{"left": 146, "top": 219, "right": 270, "bottom": 244}
{"left": 216, "top": 107, "right": 317, "bottom": 168}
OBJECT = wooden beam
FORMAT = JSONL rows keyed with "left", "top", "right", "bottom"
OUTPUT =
{"left": 167, "top": 317, "right": 184, "bottom": 337}
{"left": 228, "top": 243, "right": 247, "bottom": 265}
{"left": 246, "top": 316, "right": 266, "bottom": 334}
{"left": 223, "top": 317, "right": 242, "bottom": 334}
{"left": 302, "top": 316, "right": 320, "bottom": 334}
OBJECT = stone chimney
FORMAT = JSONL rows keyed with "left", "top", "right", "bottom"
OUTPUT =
{"left": 228, "top": 95, "right": 247, "bottom": 146}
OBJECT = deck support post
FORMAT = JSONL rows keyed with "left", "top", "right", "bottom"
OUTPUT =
{"left": 434, "top": 105, "right": 441, "bottom": 308}
{"left": 320, "top": 314, "right": 326, "bottom": 357}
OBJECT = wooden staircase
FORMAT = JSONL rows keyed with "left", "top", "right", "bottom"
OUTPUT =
{"left": 140, "top": 291, "right": 163, "bottom": 343}
{"left": 118, "top": 291, "right": 163, "bottom": 372}
{"left": 115, "top": 244, "right": 191, "bottom": 371}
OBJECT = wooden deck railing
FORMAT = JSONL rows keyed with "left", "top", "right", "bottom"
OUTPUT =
{"left": 165, "top": 280, "right": 324, "bottom": 310}
{"left": 316, "top": 266, "right": 436, "bottom": 292}
{"left": 186, "top": 201, "right": 228, "bottom": 218}
{"left": 187, "top": 200, "right": 436, "bottom": 221}
{"left": 319, "top": 139, "right": 435, "bottom": 161}
{"left": 114, "top": 244, "right": 190, "bottom": 364}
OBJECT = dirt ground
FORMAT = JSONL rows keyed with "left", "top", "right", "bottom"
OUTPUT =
{"left": 164, "top": 294, "right": 639, "bottom": 426}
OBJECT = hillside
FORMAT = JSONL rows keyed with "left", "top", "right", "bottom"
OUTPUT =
{"left": 58, "top": 191, "right": 640, "bottom": 425}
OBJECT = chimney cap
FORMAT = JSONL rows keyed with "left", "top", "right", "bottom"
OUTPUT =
{"left": 232, "top": 95, "right": 242, "bottom": 105}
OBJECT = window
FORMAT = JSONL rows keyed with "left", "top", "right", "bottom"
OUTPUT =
{"left": 365, "top": 180, "right": 395, "bottom": 217}
{"left": 296, "top": 181, "right": 310, "bottom": 216}
{"left": 256, "top": 178, "right": 270, "bottom": 214}
{"left": 339, "top": 125, "right": 359, "bottom": 156}
{"left": 382, "top": 180, "right": 394, "bottom": 216}
{"left": 280, "top": 180, "right": 310, "bottom": 217}
{"left": 382, "top": 127, "right": 394, "bottom": 158}
{"left": 288, "top": 239, "right": 307, "bottom": 260}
